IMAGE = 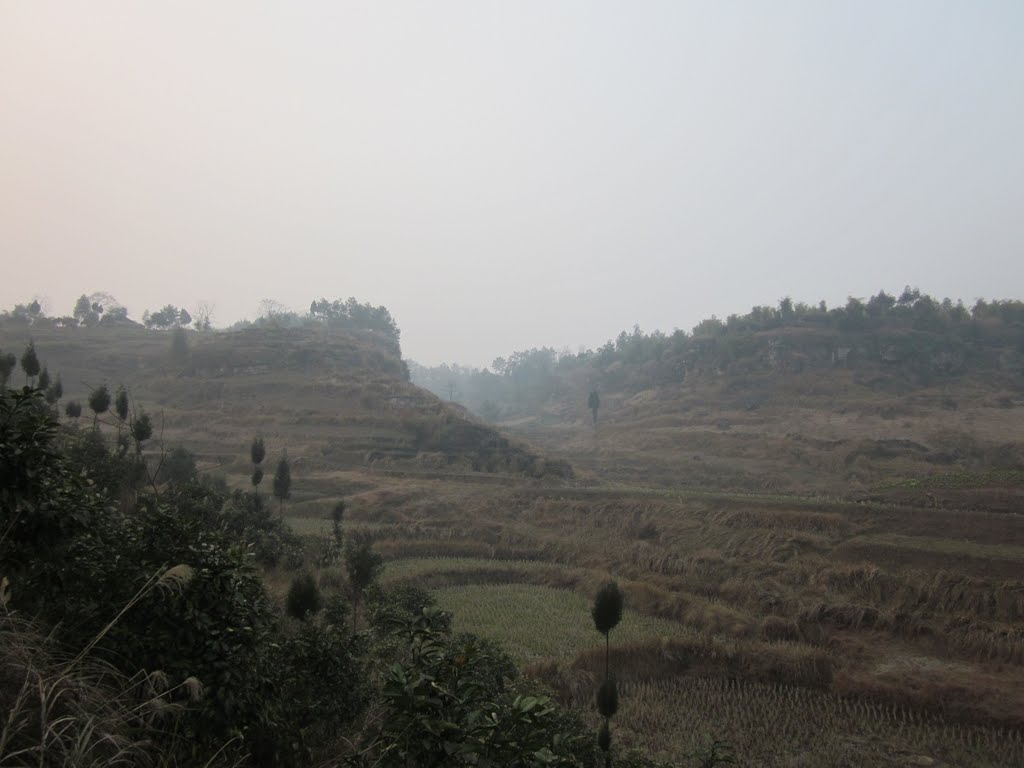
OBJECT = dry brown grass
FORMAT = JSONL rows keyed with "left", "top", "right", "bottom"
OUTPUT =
{"left": 0, "top": 612, "right": 226, "bottom": 768}
{"left": 610, "top": 677, "right": 1023, "bottom": 767}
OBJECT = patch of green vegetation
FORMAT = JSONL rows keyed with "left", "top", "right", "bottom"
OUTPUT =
{"left": 881, "top": 469, "right": 1024, "bottom": 491}
{"left": 854, "top": 533, "right": 1024, "bottom": 562}
{"left": 381, "top": 557, "right": 556, "bottom": 583}
{"left": 433, "top": 583, "right": 694, "bottom": 662}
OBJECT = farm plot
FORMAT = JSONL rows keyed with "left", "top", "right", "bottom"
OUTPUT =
{"left": 433, "top": 583, "right": 695, "bottom": 662}
{"left": 608, "top": 677, "right": 1024, "bottom": 768}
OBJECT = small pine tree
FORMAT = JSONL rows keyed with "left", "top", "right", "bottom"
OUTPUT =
{"left": 592, "top": 581, "right": 624, "bottom": 768}
{"left": 592, "top": 581, "right": 624, "bottom": 675}
{"left": 597, "top": 677, "right": 618, "bottom": 719}
{"left": 588, "top": 389, "right": 601, "bottom": 425}
{"left": 0, "top": 352, "right": 16, "bottom": 387}
{"left": 319, "top": 500, "right": 345, "bottom": 566}
{"left": 250, "top": 436, "right": 266, "bottom": 465}
{"left": 331, "top": 500, "right": 345, "bottom": 547}
{"left": 45, "top": 374, "right": 63, "bottom": 410}
{"left": 37, "top": 367, "right": 50, "bottom": 392}
{"left": 88, "top": 384, "right": 111, "bottom": 428}
{"left": 20, "top": 342, "right": 40, "bottom": 385}
{"left": 250, "top": 436, "right": 265, "bottom": 500}
{"left": 273, "top": 454, "right": 291, "bottom": 516}
{"left": 131, "top": 411, "right": 153, "bottom": 453}
{"left": 345, "top": 533, "right": 383, "bottom": 631}
{"left": 170, "top": 327, "right": 189, "bottom": 362}
{"left": 164, "top": 446, "right": 198, "bottom": 486}
{"left": 65, "top": 400, "right": 82, "bottom": 419}
{"left": 115, "top": 386, "right": 130, "bottom": 422}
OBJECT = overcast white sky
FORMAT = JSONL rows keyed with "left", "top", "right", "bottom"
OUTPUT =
{"left": 2, "top": 2, "right": 1022, "bottom": 367}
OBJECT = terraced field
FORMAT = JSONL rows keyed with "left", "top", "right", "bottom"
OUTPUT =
{"left": 432, "top": 583, "right": 694, "bottom": 662}
{"left": 292, "top": 469, "right": 1024, "bottom": 766}
{"left": 11, "top": 323, "right": 1023, "bottom": 765}
{"left": 612, "top": 678, "right": 1024, "bottom": 767}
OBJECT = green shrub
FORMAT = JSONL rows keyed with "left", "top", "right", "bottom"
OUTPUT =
{"left": 219, "top": 490, "right": 305, "bottom": 567}
{"left": 350, "top": 606, "right": 596, "bottom": 767}
{"left": 287, "top": 573, "right": 323, "bottom": 620}
{"left": 0, "top": 385, "right": 365, "bottom": 766}
{"left": 271, "top": 620, "right": 369, "bottom": 762}
{"left": 323, "top": 592, "right": 352, "bottom": 629}
{"left": 367, "top": 583, "right": 448, "bottom": 632}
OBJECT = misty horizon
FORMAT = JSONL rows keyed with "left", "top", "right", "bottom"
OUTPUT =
{"left": 3, "top": 2, "right": 1022, "bottom": 367}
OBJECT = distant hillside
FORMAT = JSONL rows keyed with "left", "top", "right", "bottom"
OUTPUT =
{"left": 0, "top": 324, "right": 571, "bottom": 492}
{"left": 412, "top": 290, "right": 1024, "bottom": 499}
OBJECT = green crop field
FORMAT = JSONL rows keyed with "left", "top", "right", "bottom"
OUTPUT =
{"left": 433, "top": 583, "right": 697, "bottom": 662}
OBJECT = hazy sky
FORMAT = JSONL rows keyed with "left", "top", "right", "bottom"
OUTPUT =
{"left": 2, "top": 2, "right": 1022, "bottom": 366}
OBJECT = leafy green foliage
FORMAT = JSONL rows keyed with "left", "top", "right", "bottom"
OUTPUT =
{"left": 367, "top": 583, "right": 451, "bottom": 634}
{"left": 0, "top": 388, "right": 101, "bottom": 564}
{"left": 309, "top": 296, "right": 402, "bottom": 356}
{"left": 412, "top": 290, "right": 1024, "bottom": 415}
{"left": 0, "top": 383, "right": 687, "bottom": 768}
{"left": 73, "top": 294, "right": 101, "bottom": 326}
{"left": 131, "top": 410, "right": 153, "bottom": 446}
{"left": 0, "top": 299, "right": 44, "bottom": 327}
{"left": 87, "top": 384, "right": 111, "bottom": 425}
{"left": 250, "top": 436, "right": 265, "bottom": 498}
{"left": 219, "top": 490, "right": 305, "bottom": 568}
{"left": 316, "top": 499, "right": 346, "bottom": 567}
{"left": 322, "top": 592, "right": 352, "bottom": 628}
{"left": 62, "top": 426, "right": 130, "bottom": 495}
{"left": 345, "top": 532, "right": 384, "bottom": 625}
{"left": 162, "top": 445, "right": 198, "bottom": 486}
{"left": 352, "top": 607, "right": 596, "bottom": 767}
{"left": 272, "top": 620, "right": 370, "bottom": 762}
{"left": 286, "top": 573, "right": 323, "bottom": 620}
{"left": 64, "top": 399, "right": 81, "bottom": 418}
{"left": 0, "top": 385, "right": 367, "bottom": 765}
{"left": 19, "top": 342, "right": 39, "bottom": 383}
{"left": 143, "top": 304, "right": 191, "bottom": 329}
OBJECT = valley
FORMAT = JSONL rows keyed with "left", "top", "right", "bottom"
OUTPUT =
{"left": 3, "top": 304, "right": 1022, "bottom": 766}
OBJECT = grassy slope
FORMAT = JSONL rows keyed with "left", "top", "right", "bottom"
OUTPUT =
{"left": 501, "top": 352, "right": 1024, "bottom": 504}
{"left": 0, "top": 324, "right": 561, "bottom": 486}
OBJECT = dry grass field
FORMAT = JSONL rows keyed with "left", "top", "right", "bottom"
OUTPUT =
{"left": 5, "top": 323, "right": 1023, "bottom": 766}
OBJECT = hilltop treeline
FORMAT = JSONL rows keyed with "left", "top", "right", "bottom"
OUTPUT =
{"left": 0, "top": 294, "right": 403, "bottom": 357}
{"left": 411, "top": 289, "right": 1024, "bottom": 418}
